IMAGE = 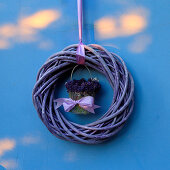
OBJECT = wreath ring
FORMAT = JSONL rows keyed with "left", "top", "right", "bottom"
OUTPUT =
{"left": 32, "top": 44, "right": 134, "bottom": 144}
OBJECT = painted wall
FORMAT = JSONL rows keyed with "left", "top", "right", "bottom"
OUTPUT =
{"left": 0, "top": 0, "right": 170, "bottom": 170}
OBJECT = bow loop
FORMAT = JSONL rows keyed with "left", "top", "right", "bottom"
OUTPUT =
{"left": 54, "top": 96, "right": 100, "bottom": 113}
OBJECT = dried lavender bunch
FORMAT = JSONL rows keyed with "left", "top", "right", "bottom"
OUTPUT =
{"left": 65, "top": 78, "right": 101, "bottom": 93}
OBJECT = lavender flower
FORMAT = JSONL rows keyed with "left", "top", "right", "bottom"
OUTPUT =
{"left": 65, "top": 78, "right": 101, "bottom": 93}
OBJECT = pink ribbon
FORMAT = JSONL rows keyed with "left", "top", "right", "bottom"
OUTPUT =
{"left": 54, "top": 96, "right": 100, "bottom": 113}
{"left": 76, "top": 0, "right": 85, "bottom": 65}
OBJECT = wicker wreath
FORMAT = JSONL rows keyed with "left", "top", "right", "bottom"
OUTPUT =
{"left": 32, "top": 44, "right": 134, "bottom": 144}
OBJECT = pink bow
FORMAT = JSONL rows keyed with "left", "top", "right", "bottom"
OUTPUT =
{"left": 54, "top": 96, "right": 100, "bottom": 113}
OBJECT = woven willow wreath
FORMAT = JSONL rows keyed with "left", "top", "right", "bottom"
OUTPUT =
{"left": 32, "top": 44, "right": 134, "bottom": 144}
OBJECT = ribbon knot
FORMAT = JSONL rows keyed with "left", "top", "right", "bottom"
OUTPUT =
{"left": 54, "top": 96, "right": 100, "bottom": 113}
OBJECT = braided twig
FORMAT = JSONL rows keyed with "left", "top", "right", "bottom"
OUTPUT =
{"left": 32, "top": 44, "right": 134, "bottom": 144}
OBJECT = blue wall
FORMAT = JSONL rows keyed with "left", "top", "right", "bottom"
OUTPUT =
{"left": 0, "top": 0, "right": 170, "bottom": 170}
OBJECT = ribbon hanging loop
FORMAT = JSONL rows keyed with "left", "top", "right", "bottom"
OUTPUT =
{"left": 76, "top": 0, "right": 85, "bottom": 65}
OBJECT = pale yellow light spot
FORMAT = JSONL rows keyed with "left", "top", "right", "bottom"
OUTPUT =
{"left": 0, "top": 39, "right": 10, "bottom": 49}
{"left": 95, "top": 17, "right": 117, "bottom": 39}
{"left": 20, "top": 135, "right": 40, "bottom": 145}
{"left": 0, "top": 9, "right": 61, "bottom": 49}
{"left": 0, "top": 24, "right": 37, "bottom": 43}
{"left": 0, "top": 24, "right": 17, "bottom": 38}
{"left": 16, "top": 26, "right": 37, "bottom": 43}
{"left": 19, "top": 25, "right": 36, "bottom": 36}
{"left": 95, "top": 7, "right": 148, "bottom": 39}
{"left": 38, "top": 40, "right": 54, "bottom": 50}
{"left": 19, "top": 10, "right": 60, "bottom": 29}
{"left": 64, "top": 151, "right": 77, "bottom": 162}
{"left": 0, "top": 139, "right": 16, "bottom": 156}
{"left": 128, "top": 34, "right": 152, "bottom": 53}
{"left": 120, "top": 14, "right": 147, "bottom": 36}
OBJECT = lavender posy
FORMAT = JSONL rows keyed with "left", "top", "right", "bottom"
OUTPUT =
{"left": 65, "top": 78, "right": 101, "bottom": 93}
{"left": 64, "top": 78, "right": 101, "bottom": 114}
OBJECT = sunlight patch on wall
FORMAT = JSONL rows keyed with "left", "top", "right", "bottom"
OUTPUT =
{"left": 38, "top": 40, "right": 54, "bottom": 50}
{"left": 0, "top": 159, "right": 17, "bottom": 169}
{"left": 64, "top": 150, "right": 77, "bottom": 162}
{"left": 128, "top": 34, "right": 152, "bottom": 53}
{"left": 95, "top": 17, "right": 117, "bottom": 39}
{"left": 0, "top": 9, "right": 60, "bottom": 49}
{"left": 20, "top": 135, "right": 40, "bottom": 145}
{"left": 95, "top": 7, "right": 149, "bottom": 39}
{"left": 0, "top": 39, "right": 10, "bottom": 49}
{"left": 16, "top": 25, "right": 38, "bottom": 43}
{"left": 120, "top": 13, "right": 146, "bottom": 35}
{"left": 0, "top": 24, "right": 17, "bottom": 38}
{"left": 0, "top": 23, "right": 37, "bottom": 44}
{"left": 0, "top": 139, "right": 16, "bottom": 156}
{"left": 19, "top": 10, "right": 60, "bottom": 29}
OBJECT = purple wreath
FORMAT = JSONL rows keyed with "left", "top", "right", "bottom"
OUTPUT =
{"left": 32, "top": 44, "right": 134, "bottom": 144}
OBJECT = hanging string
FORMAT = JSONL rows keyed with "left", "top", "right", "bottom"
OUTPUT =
{"left": 76, "top": 0, "right": 85, "bottom": 65}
